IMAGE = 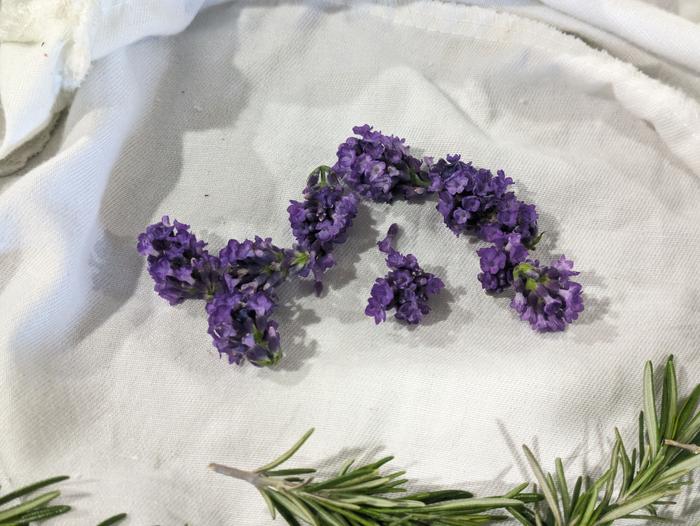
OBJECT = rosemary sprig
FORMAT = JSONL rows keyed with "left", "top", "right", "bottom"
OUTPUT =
{"left": 517, "top": 355, "right": 700, "bottom": 526}
{"left": 0, "top": 475, "right": 127, "bottom": 525}
{"left": 211, "top": 428, "right": 538, "bottom": 525}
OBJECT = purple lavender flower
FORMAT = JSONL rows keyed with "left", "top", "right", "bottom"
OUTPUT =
{"left": 365, "top": 224, "right": 444, "bottom": 325}
{"left": 478, "top": 194, "right": 539, "bottom": 246}
{"left": 206, "top": 288, "right": 281, "bottom": 366}
{"left": 219, "top": 236, "right": 295, "bottom": 295}
{"left": 332, "top": 125, "right": 429, "bottom": 203}
{"left": 510, "top": 256, "right": 584, "bottom": 332}
{"left": 137, "top": 216, "right": 221, "bottom": 305}
{"left": 477, "top": 233, "right": 529, "bottom": 293}
{"left": 429, "top": 155, "right": 539, "bottom": 245}
{"left": 288, "top": 166, "right": 359, "bottom": 294}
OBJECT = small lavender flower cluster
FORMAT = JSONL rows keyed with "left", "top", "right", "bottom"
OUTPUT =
{"left": 511, "top": 257, "right": 584, "bottom": 331}
{"left": 136, "top": 217, "right": 220, "bottom": 305}
{"left": 288, "top": 167, "right": 359, "bottom": 295}
{"left": 333, "top": 125, "right": 430, "bottom": 203}
{"left": 428, "top": 154, "right": 538, "bottom": 245}
{"left": 365, "top": 224, "right": 444, "bottom": 325}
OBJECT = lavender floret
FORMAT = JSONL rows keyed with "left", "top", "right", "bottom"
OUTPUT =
{"left": 477, "top": 233, "right": 529, "bottom": 293}
{"left": 206, "top": 288, "right": 281, "bottom": 366}
{"left": 288, "top": 166, "right": 359, "bottom": 294}
{"left": 137, "top": 216, "right": 221, "bottom": 305}
{"left": 333, "top": 125, "right": 429, "bottom": 203}
{"left": 365, "top": 224, "right": 444, "bottom": 325}
{"left": 511, "top": 256, "right": 584, "bottom": 332}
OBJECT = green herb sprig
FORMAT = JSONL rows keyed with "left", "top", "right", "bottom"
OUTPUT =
{"left": 0, "top": 475, "right": 126, "bottom": 525}
{"left": 210, "top": 428, "right": 538, "bottom": 525}
{"left": 517, "top": 355, "right": 700, "bottom": 526}
{"left": 213, "top": 356, "right": 698, "bottom": 526}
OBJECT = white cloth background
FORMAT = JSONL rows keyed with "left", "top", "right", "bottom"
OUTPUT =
{"left": 1, "top": 1, "right": 699, "bottom": 524}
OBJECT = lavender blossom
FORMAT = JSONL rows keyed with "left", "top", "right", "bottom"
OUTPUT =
{"left": 510, "top": 256, "right": 584, "bottom": 332}
{"left": 429, "top": 155, "right": 539, "bottom": 245}
{"left": 219, "top": 236, "right": 295, "bottom": 295}
{"left": 137, "top": 216, "right": 221, "bottom": 305}
{"left": 477, "top": 233, "right": 529, "bottom": 293}
{"left": 332, "top": 125, "right": 429, "bottom": 203}
{"left": 206, "top": 288, "right": 281, "bottom": 366}
{"left": 288, "top": 166, "right": 359, "bottom": 294}
{"left": 365, "top": 224, "right": 444, "bottom": 325}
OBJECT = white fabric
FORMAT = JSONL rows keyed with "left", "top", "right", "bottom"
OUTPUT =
{"left": 0, "top": 0, "right": 211, "bottom": 171}
{"left": 1, "top": 1, "right": 699, "bottom": 524}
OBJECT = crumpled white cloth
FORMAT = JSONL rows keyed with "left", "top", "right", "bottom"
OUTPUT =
{"left": 1, "top": 1, "right": 699, "bottom": 524}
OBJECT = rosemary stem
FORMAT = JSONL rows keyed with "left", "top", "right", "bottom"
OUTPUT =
{"left": 209, "top": 464, "right": 264, "bottom": 486}
{"left": 663, "top": 439, "right": 700, "bottom": 454}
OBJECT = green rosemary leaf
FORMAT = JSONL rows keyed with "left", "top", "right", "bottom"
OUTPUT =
{"left": 339, "top": 459, "right": 355, "bottom": 476}
{"left": 644, "top": 361, "right": 660, "bottom": 457}
{"left": 602, "top": 440, "right": 621, "bottom": 506}
{"left": 648, "top": 453, "right": 700, "bottom": 488}
{"left": 259, "top": 488, "right": 276, "bottom": 519}
{"left": 0, "top": 490, "right": 61, "bottom": 523}
{"left": 638, "top": 411, "right": 646, "bottom": 472}
{"left": 305, "top": 493, "right": 361, "bottom": 512}
{"left": 269, "top": 491, "right": 303, "bottom": 526}
{"left": 95, "top": 513, "right": 128, "bottom": 526}
{"left": 327, "top": 477, "right": 397, "bottom": 493}
{"left": 272, "top": 490, "right": 318, "bottom": 525}
{"left": 404, "top": 490, "right": 475, "bottom": 504}
{"left": 677, "top": 411, "right": 700, "bottom": 444}
{"left": 596, "top": 489, "right": 674, "bottom": 524}
{"left": 676, "top": 384, "right": 700, "bottom": 433}
{"left": 569, "top": 476, "right": 583, "bottom": 514}
{"left": 660, "top": 356, "right": 678, "bottom": 439}
{"left": 417, "top": 497, "right": 524, "bottom": 512}
{"left": 256, "top": 428, "right": 316, "bottom": 473}
{"left": 522, "top": 446, "right": 563, "bottom": 526}
{"left": 623, "top": 514, "right": 674, "bottom": 522}
{"left": 505, "top": 483, "right": 529, "bottom": 499}
{"left": 624, "top": 450, "right": 666, "bottom": 497}
{"left": 578, "top": 469, "right": 611, "bottom": 525}
{"left": 0, "top": 476, "right": 68, "bottom": 506}
{"left": 337, "top": 495, "right": 424, "bottom": 508}
{"left": 0, "top": 504, "right": 70, "bottom": 524}
{"left": 265, "top": 468, "right": 317, "bottom": 477}
{"left": 301, "top": 495, "right": 348, "bottom": 526}
{"left": 615, "top": 429, "right": 633, "bottom": 498}
{"left": 554, "top": 459, "right": 571, "bottom": 520}
{"left": 305, "top": 471, "right": 383, "bottom": 492}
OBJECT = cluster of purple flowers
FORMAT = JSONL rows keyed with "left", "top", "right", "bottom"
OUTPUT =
{"left": 424, "top": 152, "right": 581, "bottom": 331}
{"left": 138, "top": 125, "right": 585, "bottom": 368}
{"left": 365, "top": 224, "right": 444, "bottom": 325}
{"left": 136, "top": 216, "right": 220, "bottom": 305}
{"left": 288, "top": 167, "right": 359, "bottom": 295}
{"left": 138, "top": 217, "right": 298, "bottom": 366}
{"left": 428, "top": 154, "right": 538, "bottom": 245}
{"left": 477, "top": 233, "right": 529, "bottom": 293}
{"left": 206, "top": 288, "right": 280, "bottom": 366}
{"left": 511, "top": 256, "right": 584, "bottom": 331}
{"left": 332, "top": 125, "right": 430, "bottom": 203}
